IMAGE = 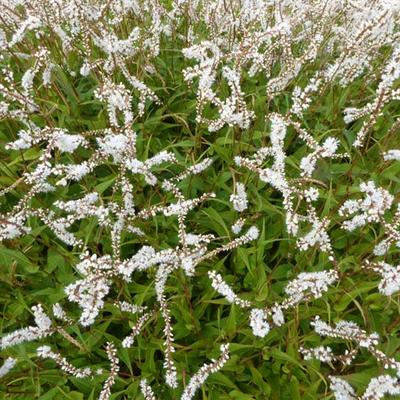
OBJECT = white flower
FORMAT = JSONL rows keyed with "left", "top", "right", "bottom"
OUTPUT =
{"left": 249, "top": 308, "right": 270, "bottom": 337}
{"left": 165, "top": 370, "right": 178, "bottom": 389}
{"left": 231, "top": 218, "right": 245, "bottom": 234}
{"left": 300, "top": 154, "right": 317, "bottom": 177}
{"left": 0, "top": 213, "right": 31, "bottom": 241}
{"left": 117, "top": 246, "right": 157, "bottom": 281}
{"left": 271, "top": 305, "right": 285, "bottom": 326}
{"left": 52, "top": 303, "right": 72, "bottom": 323}
{"left": 230, "top": 182, "right": 248, "bottom": 212}
{"left": 330, "top": 376, "right": 356, "bottom": 400}
{"left": 6, "top": 129, "right": 32, "bottom": 150}
{"left": 301, "top": 345, "right": 334, "bottom": 362}
{"left": 122, "top": 313, "right": 150, "bottom": 348}
{"left": 181, "top": 257, "right": 195, "bottom": 276}
{"left": 321, "top": 137, "right": 339, "bottom": 157}
{"left": 42, "top": 63, "right": 54, "bottom": 85}
{"left": 362, "top": 375, "right": 400, "bottom": 399}
{"left": 208, "top": 270, "right": 251, "bottom": 308}
{"left": 377, "top": 263, "right": 400, "bottom": 295}
{"left": 37, "top": 346, "right": 92, "bottom": 378}
{"left": 383, "top": 149, "right": 400, "bottom": 161}
{"left": 304, "top": 187, "right": 319, "bottom": 202}
{"left": 311, "top": 317, "right": 380, "bottom": 348}
{"left": 33, "top": 304, "right": 52, "bottom": 331}
{"left": 0, "top": 304, "right": 53, "bottom": 349}
{"left": 140, "top": 380, "right": 157, "bottom": 400}
{"left": 180, "top": 344, "right": 230, "bottom": 400}
{"left": 97, "top": 133, "right": 128, "bottom": 162}
{"left": 53, "top": 132, "right": 86, "bottom": 153}
{"left": 80, "top": 61, "right": 91, "bottom": 76}
{"left": 115, "top": 301, "right": 147, "bottom": 314}
{"left": 297, "top": 216, "right": 332, "bottom": 253}
{"left": 0, "top": 357, "right": 16, "bottom": 378}
{"left": 95, "top": 81, "right": 133, "bottom": 126}
{"left": 56, "top": 163, "right": 91, "bottom": 185}
{"left": 365, "top": 261, "right": 400, "bottom": 296}
{"left": 246, "top": 226, "right": 259, "bottom": 240}
{"left": 65, "top": 255, "right": 113, "bottom": 326}
{"left": 339, "top": 181, "right": 394, "bottom": 231}
{"left": 21, "top": 69, "right": 35, "bottom": 92}
{"left": 37, "top": 345, "right": 52, "bottom": 357}
{"left": 10, "top": 15, "right": 42, "bottom": 46}
{"left": 285, "top": 270, "right": 338, "bottom": 303}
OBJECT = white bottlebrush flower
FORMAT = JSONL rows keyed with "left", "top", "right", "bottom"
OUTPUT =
{"left": 56, "top": 163, "right": 91, "bottom": 185}
{"left": 271, "top": 305, "right": 285, "bottom": 326}
{"left": 52, "top": 303, "right": 72, "bottom": 324}
{"left": 37, "top": 346, "right": 92, "bottom": 378}
{"left": 330, "top": 376, "right": 356, "bottom": 400}
{"left": 339, "top": 181, "right": 394, "bottom": 231}
{"left": 80, "top": 61, "right": 91, "bottom": 76}
{"left": 244, "top": 226, "right": 259, "bottom": 241}
{"left": 361, "top": 375, "right": 400, "bottom": 399}
{"left": 121, "top": 313, "right": 150, "bottom": 348}
{"left": 321, "top": 137, "right": 339, "bottom": 157}
{"left": 97, "top": 133, "right": 128, "bottom": 162}
{"left": 0, "top": 212, "right": 31, "bottom": 241}
{"left": 33, "top": 304, "right": 52, "bottom": 331}
{"left": 180, "top": 344, "right": 230, "bottom": 400}
{"left": 0, "top": 304, "right": 53, "bottom": 349}
{"left": 299, "top": 154, "right": 317, "bottom": 177}
{"left": 117, "top": 246, "right": 157, "bottom": 281}
{"left": 0, "top": 357, "right": 16, "bottom": 378}
{"left": 9, "top": 15, "right": 42, "bottom": 46}
{"left": 364, "top": 261, "right": 400, "bottom": 296}
{"left": 65, "top": 275, "right": 111, "bottom": 326}
{"left": 114, "top": 301, "right": 147, "bottom": 315}
{"left": 65, "top": 255, "right": 113, "bottom": 326}
{"left": 297, "top": 215, "right": 332, "bottom": 253}
{"left": 99, "top": 342, "right": 120, "bottom": 400}
{"left": 172, "top": 158, "right": 213, "bottom": 183}
{"left": 311, "top": 317, "right": 380, "bottom": 349}
{"left": 95, "top": 80, "right": 133, "bottom": 126}
{"left": 284, "top": 270, "right": 338, "bottom": 303}
{"left": 163, "top": 194, "right": 215, "bottom": 217}
{"left": 140, "top": 345, "right": 230, "bottom": 400}
{"left": 140, "top": 379, "right": 157, "bottom": 400}
{"left": 377, "top": 264, "right": 400, "bottom": 296}
{"left": 42, "top": 63, "right": 54, "bottom": 86}
{"left": 249, "top": 308, "right": 270, "bottom": 337}
{"left": 343, "top": 107, "right": 366, "bottom": 124}
{"left": 21, "top": 68, "right": 35, "bottom": 92}
{"left": 165, "top": 369, "right": 178, "bottom": 389}
{"left": 53, "top": 131, "right": 86, "bottom": 153}
{"left": 208, "top": 270, "right": 251, "bottom": 308}
{"left": 126, "top": 151, "right": 176, "bottom": 186}
{"left": 54, "top": 192, "right": 110, "bottom": 227}
{"left": 383, "top": 149, "right": 400, "bottom": 161}
{"left": 231, "top": 218, "right": 245, "bottom": 234}
{"left": 230, "top": 182, "right": 248, "bottom": 212}
{"left": 304, "top": 187, "right": 319, "bottom": 202}
{"left": 5, "top": 129, "right": 33, "bottom": 150}
{"left": 300, "top": 345, "right": 334, "bottom": 362}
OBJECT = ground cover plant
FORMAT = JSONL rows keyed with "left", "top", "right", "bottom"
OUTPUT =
{"left": 1, "top": 0, "right": 400, "bottom": 399}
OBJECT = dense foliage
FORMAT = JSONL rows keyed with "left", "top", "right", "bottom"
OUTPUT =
{"left": 1, "top": 1, "right": 400, "bottom": 399}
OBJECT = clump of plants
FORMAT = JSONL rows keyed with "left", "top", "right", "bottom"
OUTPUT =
{"left": 1, "top": 1, "right": 400, "bottom": 399}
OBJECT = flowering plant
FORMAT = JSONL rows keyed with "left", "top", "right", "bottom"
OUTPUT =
{"left": 1, "top": 0, "right": 400, "bottom": 399}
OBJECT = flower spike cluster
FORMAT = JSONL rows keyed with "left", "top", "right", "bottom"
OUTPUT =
{"left": 302, "top": 317, "right": 400, "bottom": 400}
{"left": 1, "top": 0, "right": 400, "bottom": 399}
